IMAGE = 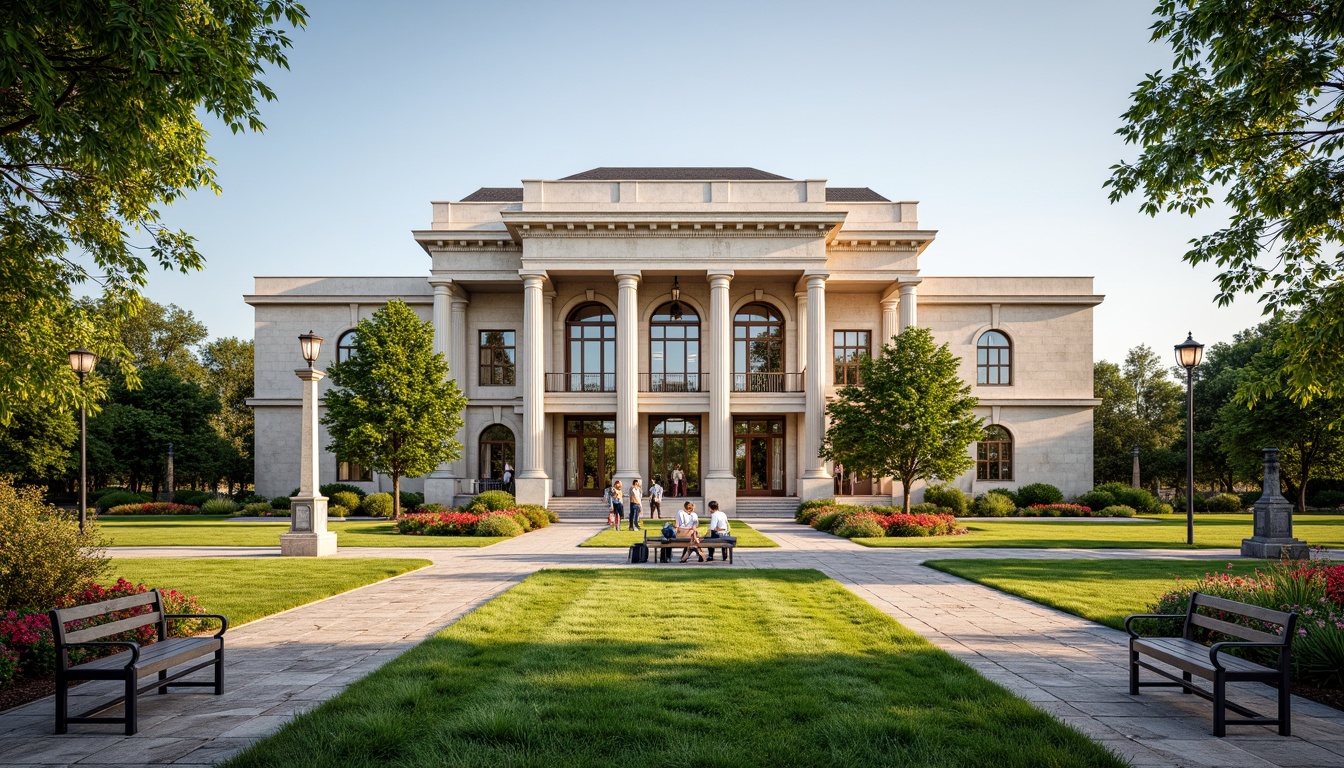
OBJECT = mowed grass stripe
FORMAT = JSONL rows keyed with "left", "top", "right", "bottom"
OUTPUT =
{"left": 223, "top": 569, "right": 1123, "bottom": 768}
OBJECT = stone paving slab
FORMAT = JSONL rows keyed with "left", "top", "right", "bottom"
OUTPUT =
{"left": 1, "top": 516, "right": 1340, "bottom": 767}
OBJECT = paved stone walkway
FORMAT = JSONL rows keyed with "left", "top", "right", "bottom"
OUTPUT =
{"left": 0, "top": 519, "right": 1340, "bottom": 766}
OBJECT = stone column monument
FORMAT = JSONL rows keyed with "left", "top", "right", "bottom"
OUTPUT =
{"left": 1241, "top": 448, "right": 1309, "bottom": 559}
{"left": 282, "top": 367, "right": 337, "bottom": 557}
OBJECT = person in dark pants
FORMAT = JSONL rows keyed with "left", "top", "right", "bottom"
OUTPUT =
{"left": 705, "top": 500, "right": 731, "bottom": 561}
{"left": 628, "top": 478, "right": 643, "bottom": 531}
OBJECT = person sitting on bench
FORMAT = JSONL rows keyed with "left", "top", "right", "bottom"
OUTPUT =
{"left": 675, "top": 501, "right": 705, "bottom": 563}
{"left": 705, "top": 500, "right": 731, "bottom": 561}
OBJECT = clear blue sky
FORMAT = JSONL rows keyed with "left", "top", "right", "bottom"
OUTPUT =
{"left": 146, "top": 0, "right": 1262, "bottom": 366}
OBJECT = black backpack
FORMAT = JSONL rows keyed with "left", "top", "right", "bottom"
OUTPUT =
{"left": 628, "top": 542, "right": 649, "bottom": 563}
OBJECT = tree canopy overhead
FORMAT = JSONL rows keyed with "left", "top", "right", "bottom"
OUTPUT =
{"left": 1106, "top": 0, "right": 1344, "bottom": 411}
{"left": 0, "top": 0, "right": 308, "bottom": 424}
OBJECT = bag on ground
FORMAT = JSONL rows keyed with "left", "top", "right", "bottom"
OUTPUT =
{"left": 628, "top": 542, "right": 649, "bottom": 563}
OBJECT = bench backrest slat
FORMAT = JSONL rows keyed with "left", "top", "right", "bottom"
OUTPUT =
{"left": 62, "top": 611, "right": 161, "bottom": 645}
{"left": 54, "top": 592, "right": 157, "bottom": 623}
{"left": 1191, "top": 593, "right": 1293, "bottom": 626}
{"left": 1190, "top": 613, "right": 1284, "bottom": 645}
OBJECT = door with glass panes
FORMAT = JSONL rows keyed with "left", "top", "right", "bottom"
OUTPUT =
{"left": 734, "top": 417, "right": 785, "bottom": 496}
{"left": 565, "top": 418, "right": 616, "bottom": 496}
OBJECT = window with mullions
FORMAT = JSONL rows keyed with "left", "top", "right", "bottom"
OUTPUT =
{"left": 337, "top": 460, "right": 371, "bottom": 482}
{"left": 479, "top": 330, "right": 516, "bottom": 386}
{"left": 733, "top": 303, "right": 784, "bottom": 391}
{"left": 565, "top": 303, "right": 616, "bottom": 391}
{"left": 650, "top": 303, "right": 700, "bottom": 391}
{"left": 336, "top": 330, "right": 358, "bottom": 363}
{"left": 833, "top": 330, "right": 870, "bottom": 385}
{"left": 977, "top": 330, "right": 1012, "bottom": 385}
{"left": 976, "top": 425, "right": 1013, "bottom": 480}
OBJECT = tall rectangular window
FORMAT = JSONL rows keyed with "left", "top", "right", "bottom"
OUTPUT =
{"left": 337, "top": 460, "right": 372, "bottom": 482}
{"left": 833, "top": 330, "right": 871, "bottom": 385}
{"left": 479, "top": 330, "right": 516, "bottom": 386}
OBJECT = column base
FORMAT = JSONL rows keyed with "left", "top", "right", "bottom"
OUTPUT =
{"left": 280, "top": 531, "right": 338, "bottom": 557}
{"left": 423, "top": 475, "right": 458, "bottom": 507}
{"left": 1241, "top": 537, "right": 1310, "bottom": 559}
{"left": 701, "top": 476, "right": 738, "bottom": 517}
{"left": 515, "top": 476, "right": 551, "bottom": 507}
{"left": 799, "top": 476, "right": 833, "bottom": 503}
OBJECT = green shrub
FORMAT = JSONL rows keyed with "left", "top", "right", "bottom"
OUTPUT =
{"left": 88, "top": 488, "right": 122, "bottom": 502}
{"left": 1014, "top": 483, "right": 1063, "bottom": 507}
{"left": 1096, "top": 505, "right": 1136, "bottom": 518}
{"left": 1094, "top": 482, "right": 1162, "bottom": 513}
{"left": 242, "top": 502, "right": 274, "bottom": 515}
{"left": 796, "top": 498, "right": 835, "bottom": 523}
{"left": 1308, "top": 490, "right": 1344, "bottom": 509}
{"left": 472, "top": 490, "right": 516, "bottom": 511}
{"left": 105, "top": 502, "right": 200, "bottom": 515}
{"left": 0, "top": 477, "right": 108, "bottom": 611}
{"left": 973, "top": 492, "right": 1015, "bottom": 517}
{"left": 909, "top": 502, "right": 939, "bottom": 514}
{"left": 1238, "top": 491, "right": 1262, "bottom": 507}
{"left": 546, "top": 508, "right": 560, "bottom": 523}
{"left": 172, "top": 490, "right": 214, "bottom": 506}
{"left": 200, "top": 498, "right": 238, "bottom": 515}
{"left": 329, "top": 491, "right": 361, "bottom": 511}
{"left": 237, "top": 493, "right": 267, "bottom": 505}
{"left": 361, "top": 493, "right": 395, "bottom": 517}
{"left": 476, "top": 513, "right": 524, "bottom": 537}
{"left": 399, "top": 491, "right": 424, "bottom": 512}
{"left": 1205, "top": 492, "right": 1245, "bottom": 513}
{"left": 271, "top": 496, "right": 291, "bottom": 510}
{"left": 986, "top": 487, "right": 1017, "bottom": 506}
{"left": 320, "top": 483, "right": 367, "bottom": 500}
{"left": 328, "top": 504, "right": 349, "bottom": 519}
{"left": 1158, "top": 503, "right": 1174, "bottom": 515}
{"left": 922, "top": 485, "right": 969, "bottom": 516}
{"left": 517, "top": 504, "right": 550, "bottom": 529}
{"left": 1075, "top": 490, "right": 1115, "bottom": 511}
{"left": 1172, "top": 494, "right": 1208, "bottom": 513}
{"left": 418, "top": 503, "right": 450, "bottom": 514}
{"left": 835, "top": 516, "right": 885, "bottom": 539}
{"left": 94, "top": 490, "right": 152, "bottom": 511}
{"left": 813, "top": 510, "right": 846, "bottom": 533}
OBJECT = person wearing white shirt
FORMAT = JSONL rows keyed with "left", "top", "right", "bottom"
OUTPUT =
{"left": 628, "top": 479, "right": 644, "bottom": 531}
{"left": 648, "top": 479, "right": 663, "bottom": 519}
{"left": 705, "top": 500, "right": 733, "bottom": 561}
{"left": 674, "top": 501, "right": 704, "bottom": 563}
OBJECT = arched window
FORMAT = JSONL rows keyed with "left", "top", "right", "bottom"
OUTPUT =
{"left": 977, "top": 425, "right": 1013, "bottom": 480}
{"left": 565, "top": 303, "right": 616, "bottom": 391}
{"left": 336, "top": 330, "right": 358, "bottom": 364}
{"left": 650, "top": 302, "right": 700, "bottom": 391}
{"left": 479, "top": 424, "right": 515, "bottom": 489}
{"left": 977, "top": 330, "right": 1011, "bottom": 385}
{"left": 733, "top": 303, "right": 785, "bottom": 392}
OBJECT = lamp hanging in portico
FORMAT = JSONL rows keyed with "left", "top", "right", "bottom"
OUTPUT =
{"left": 669, "top": 277, "right": 683, "bottom": 320}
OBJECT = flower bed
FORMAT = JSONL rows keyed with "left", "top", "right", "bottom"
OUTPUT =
{"left": 797, "top": 502, "right": 965, "bottom": 539}
{"left": 394, "top": 505, "right": 555, "bottom": 538}
{"left": 104, "top": 502, "right": 201, "bottom": 515}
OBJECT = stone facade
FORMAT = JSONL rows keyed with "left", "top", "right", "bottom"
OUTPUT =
{"left": 246, "top": 168, "right": 1102, "bottom": 513}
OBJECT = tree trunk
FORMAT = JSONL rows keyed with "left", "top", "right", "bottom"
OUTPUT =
{"left": 901, "top": 477, "right": 912, "bottom": 514}
{"left": 393, "top": 474, "right": 401, "bottom": 519}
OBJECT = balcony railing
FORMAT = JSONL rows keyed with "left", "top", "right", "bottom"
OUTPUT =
{"left": 732, "top": 372, "right": 804, "bottom": 393}
{"left": 460, "top": 478, "right": 510, "bottom": 495}
{"left": 640, "top": 373, "right": 702, "bottom": 393}
{"left": 545, "top": 373, "right": 616, "bottom": 393}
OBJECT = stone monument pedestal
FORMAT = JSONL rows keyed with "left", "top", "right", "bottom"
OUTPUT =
{"left": 281, "top": 494, "right": 337, "bottom": 557}
{"left": 1241, "top": 447, "right": 1310, "bottom": 559}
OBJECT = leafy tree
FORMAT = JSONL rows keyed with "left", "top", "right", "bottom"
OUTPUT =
{"left": 1107, "top": 1, "right": 1344, "bottom": 413}
{"left": 820, "top": 328, "right": 982, "bottom": 513}
{"left": 1186, "top": 324, "right": 1273, "bottom": 491}
{"left": 202, "top": 337, "right": 255, "bottom": 490}
{"left": 0, "top": 1, "right": 307, "bottom": 425}
{"left": 120, "top": 301, "right": 209, "bottom": 381}
{"left": 322, "top": 301, "right": 467, "bottom": 518}
{"left": 0, "top": 401, "right": 77, "bottom": 484}
{"left": 1092, "top": 346, "right": 1183, "bottom": 485}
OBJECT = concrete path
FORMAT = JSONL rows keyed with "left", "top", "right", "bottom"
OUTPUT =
{"left": 0, "top": 518, "right": 1340, "bottom": 766}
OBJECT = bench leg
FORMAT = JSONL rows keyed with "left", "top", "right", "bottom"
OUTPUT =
{"left": 54, "top": 676, "right": 68, "bottom": 735}
{"left": 1213, "top": 673, "right": 1226, "bottom": 738}
{"left": 1128, "top": 648, "right": 1139, "bottom": 695}
{"left": 1181, "top": 670, "right": 1192, "bottom": 693}
{"left": 1279, "top": 669, "right": 1291, "bottom": 737}
{"left": 159, "top": 669, "right": 168, "bottom": 694}
{"left": 215, "top": 648, "right": 225, "bottom": 695}
{"left": 124, "top": 675, "right": 138, "bottom": 736}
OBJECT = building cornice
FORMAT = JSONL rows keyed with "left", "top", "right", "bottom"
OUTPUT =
{"left": 917, "top": 294, "right": 1105, "bottom": 306}
{"left": 974, "top": 398, "right": 1103, "bottom": 407}
{"left": 243, "top": 294, "right": 434, "bottom": 306}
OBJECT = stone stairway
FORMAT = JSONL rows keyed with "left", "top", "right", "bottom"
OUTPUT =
{"left": 733, "top": 497, "right": 800, "bottom": 518}
{"left": 546, "top": 495, "right": 707, "bottom": 519}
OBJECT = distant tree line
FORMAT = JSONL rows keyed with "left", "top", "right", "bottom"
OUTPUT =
{"left": 0, "top": 300, "right": 254, "bottom": 498}
{"left": 1095, "top": 321, "right": 1343, "bottom": 511}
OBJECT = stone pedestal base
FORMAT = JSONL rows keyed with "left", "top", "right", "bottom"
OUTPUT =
{"left": 281, "top": 531, "right": 338, "bottom": 557}
{"left": 702, "top": 476, "right": 738, "bottom": 517}
{"left": 1241, "top": 537, "right": 1310, "bottom": 560}
{"left": 799, "top": 475, "right": 833, "bottom": 503}
{"left": 423, "top": 475, "right": 458, "bottom": 507}
{"left": 515, "top": 476, "right": 551, "bottom": 507}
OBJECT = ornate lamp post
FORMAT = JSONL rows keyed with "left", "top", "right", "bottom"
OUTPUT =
{"left": 1174, "top": 332, "right": 1204, "bottom": 546}
{"left": 68, "top": 347, "right": 96, "bottom": 533}
{"left": 282, "top": 331, "right": 337, "bottom": 556}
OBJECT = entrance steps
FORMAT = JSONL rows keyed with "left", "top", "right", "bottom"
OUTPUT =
{"left": 546, "top": 496, "right": 706, "bottom": 519}
{"left": 733, "top": 497, "right": 800, "bottom": 518}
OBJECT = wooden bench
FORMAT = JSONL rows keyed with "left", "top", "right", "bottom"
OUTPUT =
{"left": 642, "top": 530, "right": 735, "bottom": 564}
{"left": 50, "top": 589, "right": 228, "bottom": 735}
{"left": 1125, "top": 591, "right": 1297, "bottom": 736}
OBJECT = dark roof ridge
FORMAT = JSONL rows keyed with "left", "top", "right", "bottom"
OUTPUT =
{"left": 561, "top": 167, "right": 790, "bottom": 181}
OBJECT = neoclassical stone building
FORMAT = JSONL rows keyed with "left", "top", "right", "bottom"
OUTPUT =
{"left": 247, "top": 167, "right": 1101, "bottom": 513}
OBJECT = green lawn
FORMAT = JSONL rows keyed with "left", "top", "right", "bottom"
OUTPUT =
{"left": 924, "top": 558, "right": 1269, "bottom": 629}
{"left": 108, "top": 557, "right": 432, "bottom": 625}
{"left": 851, "top": 513, "right": 1344, "bottom": 549}
{"left": 580, "top": 520, "right": 777, "bottom": 548}
{"left": 222, "top": 569, "right": 1122, "bottom": 768}
{"left": 99, "top": 515, "right": 511, "bottom": 547}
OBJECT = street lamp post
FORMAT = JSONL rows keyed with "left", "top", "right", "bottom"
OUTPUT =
{"left": 282, "top": 331, "right": 337, "bottom": 557}
{"left": 68, "top": 348, "right": 96, "bottom": 533}
{"left": 1174, "top": 332, "right": 1204, "bottom": 546}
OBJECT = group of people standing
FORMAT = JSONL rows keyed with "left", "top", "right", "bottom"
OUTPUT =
{"left": 604, "top": 477, "right": 660, "bottom": 531}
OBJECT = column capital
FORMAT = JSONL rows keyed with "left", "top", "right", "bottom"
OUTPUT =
{"left": 520, "top": 269, "right": 548, "bottom": 288}
{"left": 707, "top": 270, "right": 734, "bottom": 289}
{"left": 880, "top": 295, "right": 899, "bottom": 309}
{"left": 615, "top": 271, "right": 641, "bottom": 288}
{"left": 898, "top": 282, "right": 918, "bottom": 297}
{"left": 430, "top": 281, "right": 453, "bottom": 296}
{"left": 805, "top": 273, "right": 828, "bottom": 290}
{"left": 294, "top": 368, "right": 326, "bottom": 382}
{"left": 450, "top": 294, "right": 470, "bottom": 309}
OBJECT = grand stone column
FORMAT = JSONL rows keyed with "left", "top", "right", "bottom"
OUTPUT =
{"left": 450, "top": 293, "right": 469, "bottom": 482}
{"left": 615, "top": 272, "right": 641, "bottom": 485}
{"left": 898, "top": 282, "right": 918, "bottom": 332}
{"left": 424, "top": 280, "right": 458, "bottom": 505}
{"left": 881, "top": 291, "right": 899, "bottom": 347}
{"left": 795, "top": 289, "right": 809, "bottom": 490}
{"left": 282, "top": 368, "right": 336, "bottom": 556}
{"left": 800, "top": 272, "right": 832, "bottom": 501}
{"left": 516, "top": 271, "right": 551, "bottom": 505}
{"left": 703, "top": 271, "right": 736, "bottom": 514}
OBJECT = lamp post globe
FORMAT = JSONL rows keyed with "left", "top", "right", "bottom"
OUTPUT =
{"left": 68, "top": 347, "right": 96, "bottom": 533}
{"left": 298, "top": 331, "right": 323, "bottom": 368}
{"left": 1174, "top": 332, "right": 1204, "bottom": 546}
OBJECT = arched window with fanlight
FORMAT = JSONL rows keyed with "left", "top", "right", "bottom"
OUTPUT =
{"left": 479, "top": 424, "right": 515, "bottom": 490}
{"left": 977, "top": 425, "right": 1013, "bottom": 481}
{"left": 565, "top": 303, "right": 616, "bottom": 391}
{"left": 650, "top": 302, "right": 700, "bottom": 391}
{"left": 976, "top": 330, "right": 1011, "bottom": 385}
{"left": 733, "top": 303, "right": 785, "bottom": 391}
{"left": 336, "top": 330, "right": 359, "bottom": 364}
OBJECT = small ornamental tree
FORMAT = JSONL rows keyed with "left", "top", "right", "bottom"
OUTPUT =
{"left": 821, "top": 327, "right": 983, "bottom": 513}
{"left": 322, "top": 301, "right": 467, "bottom": 518}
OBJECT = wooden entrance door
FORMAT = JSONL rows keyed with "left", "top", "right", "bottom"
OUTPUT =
{"left": 734, "top": 417, "right": 785, "bottom": 496}
{"left": 565, "top": 418, "right": 616, "bottom": 496}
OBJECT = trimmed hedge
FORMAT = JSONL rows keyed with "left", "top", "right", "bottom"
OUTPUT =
{"left": 361, "top": 493, "right": 394, "bottom": 517}
{"left": 972, "top": 492, "right": 1015, "bottom": 517}
{"left": 329, "top": 491, "right": 361, "bottom": 512}
{"left": 200, "top": 498, "right": 238, "bottom": 515}
{"left": 104, "top": 502, "right": 200, "bottom": 516}
{"left": 1093, "top": 483, "right": 1162, "bottom": 514}
{"left": 1205, "top": 492, "right": 1245, "bottom": 513}
{"left": 472, "top": 490, "right": 516, "bottom": 511}
{"left": 94, "top": 490, "right": 152, "bottom": 511}
{"left": 1014, "top": 483, "right": 1064, "bottom": 507}
{"left": 923, "top": 485, "right": 969, "bottom": 516}
{"left": 476, "top": 513, "right": 524, "bottom": 538}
